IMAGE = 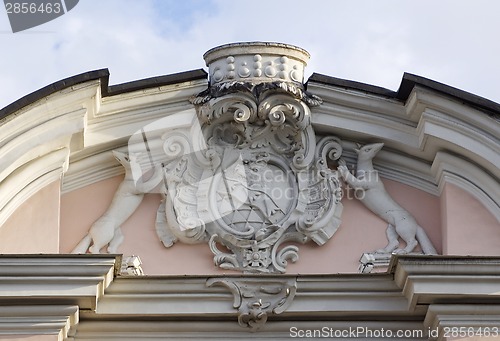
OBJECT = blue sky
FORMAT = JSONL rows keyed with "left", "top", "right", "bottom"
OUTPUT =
{"left": 1, "top": 0, "right": 500, "bottom": 109}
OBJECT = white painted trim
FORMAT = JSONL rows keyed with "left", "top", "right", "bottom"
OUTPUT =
{"left": 0, "top": 305, "right": 78, "bottom": 340}
{"left": 2, "top": 255, "right": 500, "bottom": 339}
{"left": 0, "top": 255, "right": 119, "bottom": 310}
{"left": 424, "top": 304, "right": 500, "bottom": 341}
{"left": 0, "top": 149, "right": 67, "bottom": 227}
{"left": 432, "top": 152, "right": 500, "bottom": 222}
{"left": 307, "top": 81, "right": 499, "bottom": 218}
{"left": 62, "top": 150, "right": 125, "bottom": 194}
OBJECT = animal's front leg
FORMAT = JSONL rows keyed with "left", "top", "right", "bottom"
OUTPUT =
{"left": 89, "top": 217, "right": 116, "bottom": 254}
{"left": 108, "top": 227, "right": 124, "bottom": 253}
{"left": 338, "top": 159, "right": 367, "bottom": 189}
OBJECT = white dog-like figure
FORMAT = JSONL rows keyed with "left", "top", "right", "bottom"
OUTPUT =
{"left": 338, "top": 143, "right": 437, "bottom": 254}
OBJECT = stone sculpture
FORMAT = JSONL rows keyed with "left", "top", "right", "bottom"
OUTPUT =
{"left": 72, "top": 151, "right": 162, "bottom": 254}
{"left": 338, "top": 143, "right": 437, "bottom": 255}
{"left": 72, "top": 43, "right": 345, "bottom": 274}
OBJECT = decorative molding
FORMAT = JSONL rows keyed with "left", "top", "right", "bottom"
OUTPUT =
{"left": 417, "top": 108, "right": 499, "bottom": 169}
{"left": 120, "top": 255, "right": 144, "bottom": 276}
{"left": 307, "top": 80, "right": 499, "bottom": 220}
{"left": 0, "top": 305, "right": 78, "bottom": 340}
{"left": 432, "top": 151, "right": 500, "bottom": 222}
{"left": 85, "top": 81, "right": 207, "bottom": 147}
{"left": 62, "top": 149, "right": 126, "bottom": 194}
{"left": 424, "top": 304, "right": 500, "bottom": 341}
{"left": 206, "top": 277, "right": 297, "bottom": 331}
{"left": 0, "top": 148, "right": 68, "bottom": 227}
{"left": 94, "top": 274, "right": 411, "bottom": 317}
{"left": 204, "top": 42, "right": 310, "bottom": 85}
{"left": 308, "top": 80, "right": 500, "bottom": 176}
{"left": 390, "top": 255, "right": 500, "bottom": 310}
{"left": 0, "top": 81, "right": 96, "bottom": 228}
{"left": 0, "top": 255, "right": 120, "bottom": 310}
{"left": 70, "top": 320, "right": 427, "bottom": 340}
{"left": 1, "top": 255, "right": 499, "bottom": 337}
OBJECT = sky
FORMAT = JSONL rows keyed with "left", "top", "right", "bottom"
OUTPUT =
{"left": 1, "top": 0, "right": 500, "bottom": 110}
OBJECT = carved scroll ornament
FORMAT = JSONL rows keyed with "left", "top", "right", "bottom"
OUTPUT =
{"left": 72, "top": 42, "right": 345, "bottom": 274}
{"left": 161, "top": 92, "right": 343, "bottom": 273}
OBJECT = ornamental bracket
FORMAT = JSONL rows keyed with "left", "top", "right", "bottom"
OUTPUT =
{"left": 206, "top": 276, "right": 297, "bottom": 331}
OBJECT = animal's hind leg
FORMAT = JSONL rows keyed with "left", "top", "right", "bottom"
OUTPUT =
{"left": 375, "top": 224, "right": 399, "bottom": 253}
{"left": 393, "top": 217, "right": 418, "bottom": 254}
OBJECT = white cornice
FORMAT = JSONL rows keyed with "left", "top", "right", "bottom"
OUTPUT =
{"left": 0, "top": 255, "right": 119, "bottom": 310}
{"left": 307, "top": 81, "right": 499, "bottom": 218}
{"left": 0, "top": 82, "right": 98, "bottom": 229}
{"left": 0, "top": 305, "right": 78, "bottom": 340}
{"left": 390, "top": 255, "right": 500, "bottom": 310}
{"left": 0, "top": 72, "right": 498, "bottom": 242}
{"left": 424, "top": 304, "right": 500, "bottom": 341}
{"left": 85, "top": 80, "right": 207, "bottom": 147}
{"left": 0, "top": 149, "right": 68, "bottom": 227}
{"left": 1, "top": 255, "right": 500, "bottom": 338}
{"left": 340, "top": 141, "right": 438, "bottom": 195}
{"left": 62, "top": 148, "right": 125, "bottom": 194}
{"left": 0, "top": 77, "right": 205, "bottom": 225}
{"left": 406, "top": 86, "right": 500, "bottom": 137}
{"left": 417, "top": 108, "right": 499, "bottom": 170}
{"left": 432, "top": 152, "right": 500, "bottom": 222}
{"left": 96, "top": 79, "right": 206, "bottom": 117}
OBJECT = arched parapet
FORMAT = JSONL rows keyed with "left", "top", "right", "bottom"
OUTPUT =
{"left": 308, "top": 74, "right": 500, "bottom": 222}
{"left": 0, "top": 77, "right": 101, "bottom": 227}
{"left": 432, "top": 152, "right": 500, "bottom": 222}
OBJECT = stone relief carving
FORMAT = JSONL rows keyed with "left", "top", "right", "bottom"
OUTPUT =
{"left": 71, "top": 43, "right": 437, "bottom": 279}
{"left": 338, "top": 143, "right": 437, "bottom": 257}
{"left": 206, "top": 277, "right": 297, "bottom": 331}
{"left": 72, "top": 151, "right": 163, "bottom": 254}
{"left": 72, "top": 43, "right": 344, "bottom": 274}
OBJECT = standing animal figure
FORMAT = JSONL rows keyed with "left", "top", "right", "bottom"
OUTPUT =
{"left": 72, "top": 151, "right": 163, "bottom": 254}
{"left": 338, "top": 143, "right": 437, "bottom": 254}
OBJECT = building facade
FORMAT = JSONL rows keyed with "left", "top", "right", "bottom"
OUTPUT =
{"left": 0, "top": 42, "right": 499, "bottom": 340}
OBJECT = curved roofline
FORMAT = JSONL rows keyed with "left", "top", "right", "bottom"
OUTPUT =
{"left": 308, "top": 72, "right": 500, "bottom": 118}
{"left": 1, "top": 68, "right": 498, "bottom": 121}
{"left": 0, "top": 68, "right": 208, "bottom": 121}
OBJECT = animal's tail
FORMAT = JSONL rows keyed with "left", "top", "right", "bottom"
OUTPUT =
{"left": 71, "top": 234, "right": 92, "bottom": 254}
{"left": 416, "top": 226, "right": 437, "bottom": 254}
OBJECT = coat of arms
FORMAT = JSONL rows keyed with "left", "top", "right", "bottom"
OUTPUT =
{"left": 73, "top": 42, "right": 344, "bottom": 273}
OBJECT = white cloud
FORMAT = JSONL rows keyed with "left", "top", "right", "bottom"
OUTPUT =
{"left": 1, "top": 0, "right": 500, "bottom": 109}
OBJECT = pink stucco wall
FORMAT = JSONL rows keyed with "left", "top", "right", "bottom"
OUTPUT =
{"left": 2, "top": 174, "right": 495, "bottom": 274}
{"left": 60, "top": 175, "right": 443, "bottom": 274}
{"left": 441, "top": 183, "right": 500, "bottom": 255}
{"left": 0, "top": 181, "right": 60, "bottom": 253}
{"left": 287, "top": 178, "right": 442, "bottom": 273}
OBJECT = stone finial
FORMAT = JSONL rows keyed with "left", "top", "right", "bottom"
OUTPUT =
{"left": 203, "top": 42, "right": 310, "bottom": 85}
